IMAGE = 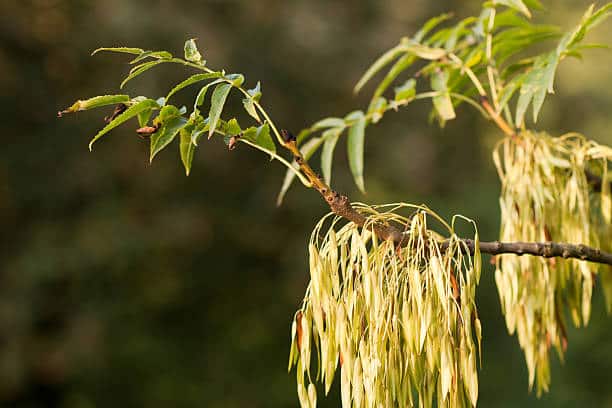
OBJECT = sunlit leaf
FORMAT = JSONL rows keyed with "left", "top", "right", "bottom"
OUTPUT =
{"left": 394, "top": 78, "right": 417, "bottom": 102}
{"left": 193, "top": 79, "right": 225, "bottom": 111}
{"left": 166, "top": 72, "right": 222, "bottom": 100}
{"left": 207, "top": 83, "right": 232, "bottom": 138}
{"left": 372, "top": 54, "right": 416, "bottom": 100}
{"left": 129, "top": 50, "right": 173, "bottom": 64}
{"left": 493, "top": 0, "right": 532, "bottom": 18}
{"left": 321, "top": 127, "right": 342, "bottom": 186}
{"left": 120, "top": 60, "right": 167, "bottom": 89}
{"left": 184, "top": 38, "right": 203, "bottom": 63}
{"left": 150, "top": 106, "right": 188, "bottom": 162}
{"left": 312, "top": 117, "right": 345, "bottom": 130}
{"left": 88, "top": 98, "right": 159, "bottom": 150}
{"left": 247, "top": 82, "right": 262, "bottom": 101}
{"left": 225, "top": 73, "right": 245, "bottom": 87}
{"left": 413, "top": 13, "right": 454, "bottom": 42}
{"left": 242, "top": 97, "right": 261, "bottom": 122}
{"left": 367, "top": 97, "right": 387, "bottom": 124}
{"left": 179, "top": 123, "right": 197, "bottom": 175}
{"left": 431, "top": 70, "right": 456, "bottom": 121}
{"left": 242, "top": 123, "right": 276, "bottom": 157}
{"left": 59, "top": 95, "right": 129, "bottom": 115}
{"left": 354, "top": 45, "right": 406, "bottom": 93}
{"left": 346, "top": 111, "right": 367, "bottom": 193}
{"left": 91, "top": 47, "right": 144, "bottom": 56}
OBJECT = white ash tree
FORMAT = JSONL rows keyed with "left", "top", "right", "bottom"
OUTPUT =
{"left": 59, "top": 1, "right": 612, "bottom": 406}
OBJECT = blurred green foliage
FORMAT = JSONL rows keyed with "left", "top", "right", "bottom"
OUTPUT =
{"left": 0, "top": 0, "right": 611, "bottom": 407}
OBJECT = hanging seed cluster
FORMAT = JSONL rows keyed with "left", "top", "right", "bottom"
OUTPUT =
{"left": 288, "top": 204, "right": 483, "bottom": 407}
{"left": 493, "top": 131, "right": 612, "bottom": 394}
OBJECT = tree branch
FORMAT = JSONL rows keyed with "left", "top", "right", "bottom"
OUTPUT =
{"left": 280, "top": 130, "right": 612, "bottom": 266}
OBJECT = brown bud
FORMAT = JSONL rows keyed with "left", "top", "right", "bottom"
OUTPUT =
{"left": 281, "top": 129, "right": 296, "bottom": 143}
{"left": 136, "top": 125, "right": 158, "bottom": 139}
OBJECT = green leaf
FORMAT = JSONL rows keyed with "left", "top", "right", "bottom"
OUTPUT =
{"left": 247, "top": 82, "right": 262, "bottom": 101}
{"left": 120, "top": 60, "right": 167, "bottom": 89}
{"left": 413, "top": 13, "right": 454, "bottom": 42}
{"left": 346, "top": 111, "right": 366, "bottom": 193}
{"left": 193, "top": 79, "right": 226, "bottom": 111}
{"left": 242, "top": 123, "right": 276, "bottom": 157}
{"left": 497, "top": 71, "right": 527, "bottom": 113}
{"left": 184, "top": 38, "right": 203, "bottom": 63}
{"left": 372, "top": 54, "right": 416, "bottom": 100}
{"left": 92, "top": 47, "right": 144, "bottom": 56}
{"left": 208, "top": 83, "right": 232, "bottom": 138}
{"left": 179, "top": 122, "right": 197, "bottom": 175}
{"left": 138, "top": 108, "right": 153, "bottom": 127}
{"left": 242, "top": 97, "right": 261, "bottom": 122}
{"left": 394, "top": 78, "right": 417, "bottom": 102}
{"left": 431, "top": 70, "right": 456, "bottom": 121}
{"left": 312, "top": 117, "right": 345, "bottom": 130}
{"left": 225, "top": 73, "right": 245, "bottom": 87}
{"left": 493, "top": 0, "right": 532, "bottom": 18}
{"left": 403, "top": 40, "right": 447, "bottom": 60}
{"left": 129, "top": 51, "right": 173, "bottom": 64}
{"left": 88, "top": 98, "right": 159, "bottom": 150}
{"left": 367, "top": 97, "right": 387, "bottom": 124}
{"left": 276, "top": 136, "right": 325, "bottom": 206}
{"left": 150, "top": 106, "right": 188, "bottom": 162}
{"left": 59, "top": 94, "right": 129, "bottom": 115}
{"left": 166, "top": 72, "right": 222, "bottom": 101}
{"left": 354, "top": 45, "right": 405, "bottom": 93}
{"left": 531, "top": 52, "right": 558, "bottom": 122}
{"left": 225, "top": 118, "right": 242, "bottom": 136}
{"left": 191, "top": 119, "right": 210, "bottom": 146}
{"left": 321, "top": 127, "right": 342, "bottom": 186}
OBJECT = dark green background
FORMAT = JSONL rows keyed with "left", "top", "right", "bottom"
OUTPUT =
{"left": 1, "top": 0, "right": 611, "bottom": 406}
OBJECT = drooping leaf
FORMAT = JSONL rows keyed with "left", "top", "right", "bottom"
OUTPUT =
{"left": 150, "top": 106, "right": 188, "bottom": 162}
{"left": 207, "top": 83, "right": 233, "bottom": 138}
{"left": 59, "top": 95, "right": 129, "bottom": 115}
{"left": 320, "top": 127, "right": 342, "bottom": 186}
{"left": 276, "top": 137, "right": 325, "bottom": 206}
{"left": 88, "top": 98, "right": 159, "bottom": 150}
{"left": 354, "top": 45, "right": 406, "bottom": 93}
{"left": 312, "top": 117, "right": 345, "bottom": 130}
{"left": 413, "top": 13, "right": 454, "bottom": 42}
{"left": 166, "top": 72, "right": 222, "bottom": 101}
{"left": 431, "top": 70, "right": 456, "bottom": 121}
{"left": 531, "top": 52, "right": 558, "bottom": 122}
{"left": 372, "top": 54, "right": 416, "bottom": 100}
{"left": 120, "top": 60, "right": 167, "bottom": 89}
{"left": 193, "top": 79, "right": 226, "bottom": 111}
{"left": 179, "top": 122, "right": 197, "bottom": 175}
{"left": 91, "top": 47, "right": 144, "bottom": 56}
{"left": 242, "top": 98, "right": 261, "bottom": 122}
{"left": 346, "top": 111, "right": 367, "bottom": 193}
{"left": 184, "top": 38, "right": 203, "bottom": 63}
